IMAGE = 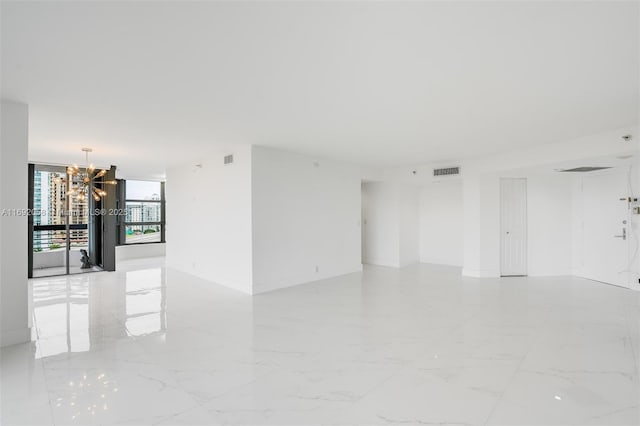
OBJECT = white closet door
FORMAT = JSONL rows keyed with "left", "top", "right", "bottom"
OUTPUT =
{"left": 500, "top": 178, "right": 528, "bottom": 276}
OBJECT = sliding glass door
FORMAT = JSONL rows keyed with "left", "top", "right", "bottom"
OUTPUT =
{"left": 29, "top": 164, "right": 102, "bottom": 277}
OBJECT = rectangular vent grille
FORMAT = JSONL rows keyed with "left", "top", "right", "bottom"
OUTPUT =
{"left": 558, "top": 166, "right": 611, "bottom": 172}
{"left": 224, "top": 154, "right": 234, "bottom": 165}
{"left": 433, "top": 167, "right": 460, "bottom": 177}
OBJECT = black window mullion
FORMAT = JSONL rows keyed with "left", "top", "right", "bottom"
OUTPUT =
{"left": 160, "top": 182, "right": 166, "bottom": 243}
{"left": 121, "top": 179, "right": 165, "bottom": 245}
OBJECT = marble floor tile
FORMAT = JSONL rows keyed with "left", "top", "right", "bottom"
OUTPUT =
{"left": 1, "top": 259, "right": 639, "bottom": 425}
{"left": 486, "top": 369, "right": 639, "bottom": 425}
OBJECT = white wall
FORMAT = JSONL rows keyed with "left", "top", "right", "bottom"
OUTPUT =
{"left": 116, "top": 243, "right": 166, "bottom": 263}
{"left": 162, "top": 126, "right": 637, "bottom": 292}
{"left": 527, "top": 174, "right": 573, "bottom": 276}
{"left": 251, "top": 146, "right": 362, "bottom": 294}
{"left": 570, "top": 176, "right": 584, "bottom": 277}
{"left": 166, "top": 146, "right": 253, "bottom": 294}
{"left": 0, "top": 100, "right": 30, "bottom": 347}
{"left": 419, "top": 181, "right": 463, "bottom": 266}
{"left": 362, "top": 182, "right": 400, "bottom": 267}
{"left": 166, "top": 145, "right": 363, "bottom": 295}
{"left": 375, "top": 126, "right": 638, "bottom": 280}
{"left": 633, "top": 160, "right": 640, "bottom": 286}
{"left": 462, "top": 174, "right": 501, "bottom": 277}
{"left": 362, "top": 182, "right": 419, "bottom": 268}
{"left": 398, "top": 184, "right": 420, "bottom": 267}
{"left": 462, "top": 172, "right": 574, "bottom": 278}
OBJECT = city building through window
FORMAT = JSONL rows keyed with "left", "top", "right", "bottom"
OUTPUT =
{"left": 122, "top": 180, "right": 165, "bottom": 244}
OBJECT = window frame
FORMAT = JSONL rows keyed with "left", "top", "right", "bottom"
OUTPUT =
{"left": 118, "top": 180, "right": 165, "bottom": 245}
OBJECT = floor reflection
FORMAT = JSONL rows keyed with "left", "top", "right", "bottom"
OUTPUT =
{"left": 54, "top": 371, "right": 119, "bottom": 422}
{"left": 8, "top": 260, "right": 638, "bottom": 426}
{"left": 32, "top": 267, "right": 167, "bottom": 359}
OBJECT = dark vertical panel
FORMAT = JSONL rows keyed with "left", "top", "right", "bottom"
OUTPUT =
{"left": 117, "top": 179, "right": 126, "bottom": 245}
{"left": 102, "top": 166, "right": 118, "bottom": 271}
{"left": 160, "top": 182, "right": 166, "bottom": 243}
{"left": 89, "top": 190, "right": 95, "bottom": 264}
{"left": 27, "top": 164, "right": 34, "bottom": 278}
{"left": 65, "top": 170, "right": 71, "bottom": 275}
{"left": 89, "top": 191, "right": 103, "bottom": 267}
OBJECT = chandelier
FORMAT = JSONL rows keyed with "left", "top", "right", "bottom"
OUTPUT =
{"left": 54, "top": 148, "right": 116, "bottom": 201}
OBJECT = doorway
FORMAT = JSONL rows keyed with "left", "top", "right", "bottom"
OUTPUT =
{"left": 28, "top": 164, "right": 103, "bottom": 277}
{"left": 500, "top": 178, "right": 528, "bottom": 276}
{"left": 579, "top": 170, "right": 631, "bottom": 288}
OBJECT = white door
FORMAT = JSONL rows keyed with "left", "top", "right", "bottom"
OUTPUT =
{"left": 501, "top": 178, "right": 528, "bottom": 276}
{"left": 581, "top": 171, "right": 630, "bottom": 288}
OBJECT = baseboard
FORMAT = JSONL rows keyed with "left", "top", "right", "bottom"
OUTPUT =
{"left": 252, "top": 267, "right": 363, "bottom": 295}
{"left": 462, "top": 268, "right": 500, "bottom": 278}
{"left": 528, "top": 271, "right": 573, "bottom": 277}
{"left": 167, "top": 264, "right": 253, "bottom": 295}
{"left": 420, "top": 258, "right": 463, "bottom": 268}
{"left": 364, "top": 258, "right": 400, "bottom": 268}
{"left": 0, "top": 327, "right": 31, "bottom": 347}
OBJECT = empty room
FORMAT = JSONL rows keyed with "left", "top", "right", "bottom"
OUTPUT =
{"left": 1, "top": 1, "right": 639, "bottom": 425}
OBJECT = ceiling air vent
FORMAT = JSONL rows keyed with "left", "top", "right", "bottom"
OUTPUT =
{"left": 433, "top": 166, "right": 460, "bottom": 177}
{"left": 224, "top": 154, "right": 234, "bottom": 165}
{"left": 558, "top": 166, "right": 611, "bottom": 173}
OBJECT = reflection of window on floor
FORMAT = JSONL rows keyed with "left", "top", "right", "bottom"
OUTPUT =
{"left": 122, "top": 180, "right": 165, "bottom": 244}
{"left": 33, "top": 281, "right": 91, "bottom": 358}
{"left": 33, "top": 268, "right": 167, "bottom": 359}
{"left": 125, "top": 269, "right": 166, "bottom": 336}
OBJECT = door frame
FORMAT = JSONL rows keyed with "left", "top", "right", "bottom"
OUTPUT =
{"left": 500, "top": 177, "right": 528, "bottom": 277}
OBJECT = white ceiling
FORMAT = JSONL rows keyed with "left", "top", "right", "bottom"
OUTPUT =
{"left": 2, "top": 1, "right": 638, "bottom": 179}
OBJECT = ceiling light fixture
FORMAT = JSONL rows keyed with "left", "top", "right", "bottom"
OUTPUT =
{"left": 54, "top": 148, "right": 116, "bottom": 201}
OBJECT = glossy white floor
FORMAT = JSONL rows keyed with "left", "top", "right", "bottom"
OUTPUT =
{"left": 2, "top": 257, "right": 639, "bottom": 426}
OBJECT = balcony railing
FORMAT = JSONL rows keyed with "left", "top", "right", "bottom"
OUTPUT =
{"left": 33, "top": 224, "right": 88, "bottom": 252}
